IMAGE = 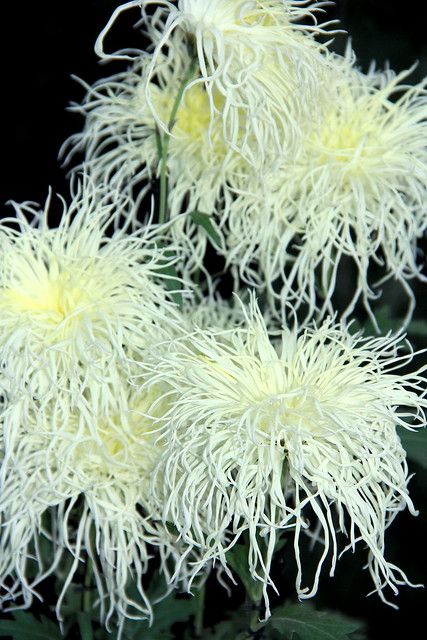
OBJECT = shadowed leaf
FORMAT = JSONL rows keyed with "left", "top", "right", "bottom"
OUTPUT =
{"left": 398, "top": 426, "right": 427, "bottom": 470}
{"left": 190, "top": 211, "right": 222, "bottom": 248}
{"left": 0, "top": 612, "right": 62, "bottom": 640}
{"left": 269, "top": 602, "right": 362, "bottom": 640}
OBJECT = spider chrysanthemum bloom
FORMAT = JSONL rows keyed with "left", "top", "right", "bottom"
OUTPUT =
{"left": 142, "top": 297, "right": 426, "bottom": 611}
{"left": 0, "top": 382, "right": 190, "bottom": 631}
{"left": 63, "top": 41, "right": 234, "bottom": 271}
{"left": 0, "top": 184, "right": 183, "bottom": 445}
{"left": 225, "top": 58, "right": 427, "bottom": 322}
{"left": 95, "top": 1, "right": 337, "bottom": 166}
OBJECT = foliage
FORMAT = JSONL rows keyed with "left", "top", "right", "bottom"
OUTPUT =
{"left": 268, "top": 602, "right": 363, "bottom": 640}
{"left": 0, "top": 612, "right": 62, "bottom": 640}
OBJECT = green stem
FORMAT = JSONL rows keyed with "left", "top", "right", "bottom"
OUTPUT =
{"left": 195, "top": 583, "right": 206, "bottom": 637}
{"left": 158, "top": 58, "right": 197, "bottom": 226}
{"left": 77, "top": 612, "right": 94, "bottom": 640}
{"left": 158, "top": 133, "right": 169, "bottom": 227}
{"left": 77, "top": 561, "right": 94, "bottom": 640}
{"left": 83, "top": 560, "right": 93, "bottom": 613}
{"left": 245, "top": 592, "right": 264, "bottom": 635}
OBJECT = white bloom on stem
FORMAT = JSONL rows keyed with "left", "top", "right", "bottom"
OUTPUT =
{"left": 0, "top": 182, "right": 183, "bottom": 445}
{"left": 0, "top": 181, "right": 192, "bottom": 629}
{"left": 62, "top": 40, "right": 234, "bottom": 273}
{"left": 0, "top": 382, "right": 192, "bottom": 632}
{"left": 225, "top": 58, "right": 427, "bottom": 324}
{"left": 95, "top": 1, "right": 338, "bottom": 166}
{"left": 142, "top": 296, "right": 426, "bottom": 613}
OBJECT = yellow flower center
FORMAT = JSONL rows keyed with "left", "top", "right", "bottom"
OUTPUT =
{"left": 313, "top": 96, "right": 384, "bottom": 168}
{"left": 74, "top": 386, "right": 166, "bottom": 480}
{"left": 176, "top": 84, "right": 213, "bottom": 139}
{"left": 154, "top": 82, "right": 223, "bottom": 143}
{"left": 1, "top": 260, "right": 97, "bottom": 325}
{"left": 319, "top": 122, "right": 367, "bottom": 162}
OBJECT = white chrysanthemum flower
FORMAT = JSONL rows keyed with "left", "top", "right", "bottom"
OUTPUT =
{"left": 63, "top": 39, "right": 237, "bottom": 272}
{"left": 0, "top": 382, "right": 192, "bottom": 631}
{"left": 225, "top": 59, "right": 427, "bottom": 323}
{"left": 142, "top": 296, "right": 426, "bottom": 612}
{"left": 95, "top": 1, "right": 337, "bottom": 165}
{"left": 0, "top": 184, "right": 183, "bottom": 445}
{"left": 0, "top": 183, "right": 193, "bottom": 628}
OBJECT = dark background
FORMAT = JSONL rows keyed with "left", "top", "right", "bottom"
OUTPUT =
{"left": 1, "top": 2, "right": 426, "bottom": 639}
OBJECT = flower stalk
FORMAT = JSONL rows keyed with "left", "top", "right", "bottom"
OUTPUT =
{"left": 157, "top": 57, "right": 197, "bottom": 225}
{"left": 194, "top": 583, "right": 206, "bottom": 637}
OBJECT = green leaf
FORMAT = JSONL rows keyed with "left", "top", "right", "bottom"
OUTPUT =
{"left": 370, "top": 306, "right": 403, "bottom": 334}
{"left": 227, "top": 534, "right": 286, "bottom": 606}
{"left": 269, "top": 602, "right": 362, "bottom": 640}
{"left": 0, "top": 612, "right": 62, "bottom": 640}
{"left": 190, "top": 211, "right": 222, "bottom": 248}
{"left": 352, "top": 305, "right": 427, "bottom": 339}
{"left": 398, "top": 426, "right": 427, "bottom": 470}
{"left": 350, "top": 305, "right": 401, "bottom": 336}
{"left": 227, "top": 541, "right": 264, "bottom": 605}
{"left": 201, "top": 603, "right": 264, "bottom": 640}
{"left": 123, "top": 591, "right": 200, "bottom": 640}
{"left": 407, "top": 319, "right": 427, "bottom": 338}
{"left": 202, "top": 619, "right": 245, "bottom": 640}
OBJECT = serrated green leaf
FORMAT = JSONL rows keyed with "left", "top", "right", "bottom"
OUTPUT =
{"left": 398, "top": 426, "right": 427, "bottom": 470}
{"left": 123, "top": 591, "right": 200, "bottom": 640}
{"left": 0, "top": 612, "right": 62, "bottom": 640}
{"left": 190, "top": 211, "right": 222, "bottom": 247}
{"left": 270, "top": 602, "right": 362, "bottom": 640}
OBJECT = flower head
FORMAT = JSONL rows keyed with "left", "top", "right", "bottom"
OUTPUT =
{"left": 95, "top": 1, "right": 337, "bottom": 166}
{"left": 0, "top": 181, "right": 192, "bottom": 628}
{"left": 0, "top": 380, "right": 192, "bottom": 631}
{"left": 142, "top": 296, "right": 426, "bottom": 611}
{"left": 0, "top": 183, "right": 182, "bottom": 444}
{"left": 224, "top": 57, "right": 427, "bottom": 322}
{"left": 63, "top": 40, "right": 236, "bottom": 273}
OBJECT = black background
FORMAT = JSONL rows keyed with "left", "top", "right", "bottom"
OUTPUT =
{"left": 1, "top": 2, "right": 427, "bottom": 639}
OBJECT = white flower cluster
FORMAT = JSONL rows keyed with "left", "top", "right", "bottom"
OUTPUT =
{"left": 2, "top": 0, "right": 426, "bottom": 634}
{"left": 66, "top": 2, "right": 427, "bottom": 318}
{"left": 0, "top": 185, "right": 194, "bottom": 630}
